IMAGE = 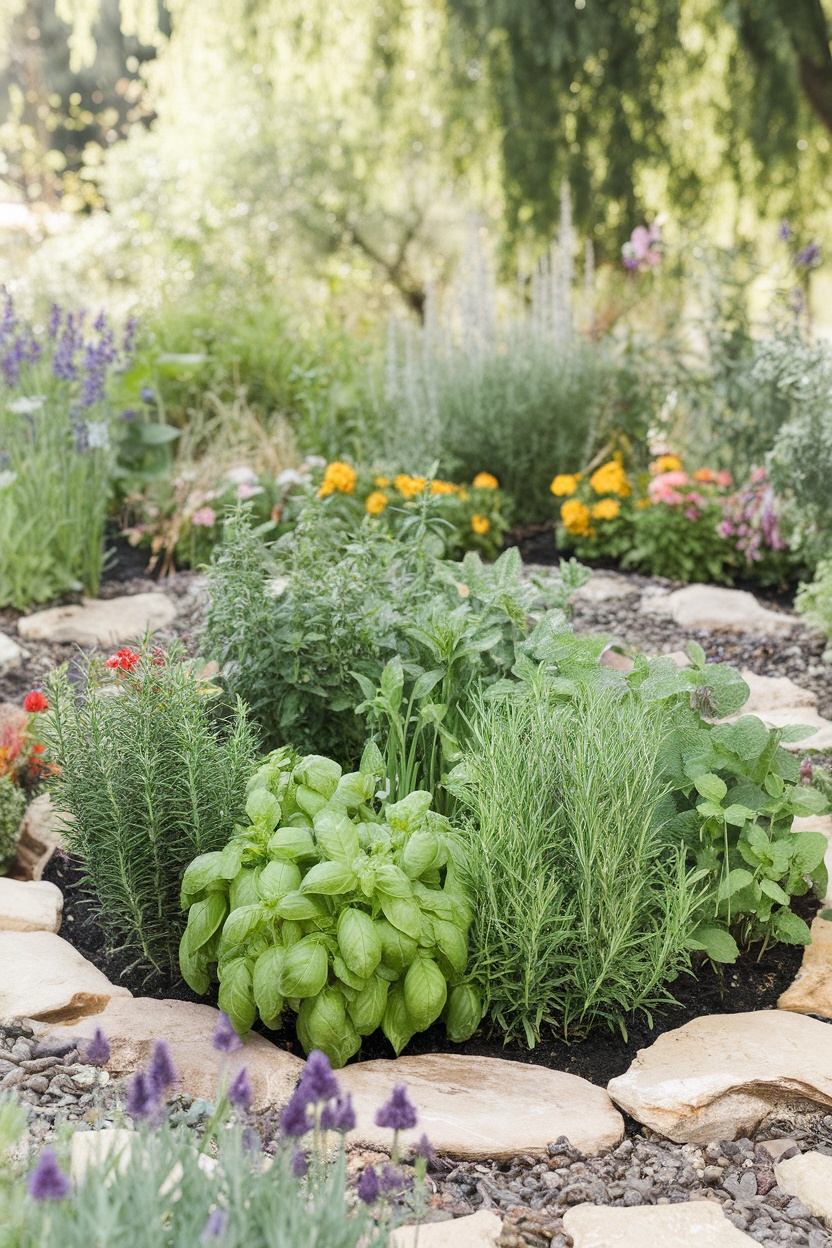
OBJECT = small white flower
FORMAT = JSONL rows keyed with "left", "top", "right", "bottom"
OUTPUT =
{"left": 265, "top": 576, "right": 290, "bottom": 598}
{"left": 0, "top": 470, "right": 17, "bottom": 490}
{"left": 85, "top": 421, "right": 110, "bottom": 450}
{"left": 276, "top": 468, "right": 307, "bottom": 487}
{"left": 7, "top": 396, "right": 45, "bottom": 415}
{"left": 304, "top": 454, "right": 327, "bottom": 470}
{"left": 223, "top": 465, "right": 258, "bottom": 486}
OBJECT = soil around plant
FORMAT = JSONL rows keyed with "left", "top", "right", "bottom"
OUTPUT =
{"left": 43, "top": 852, "right": 824, "bottom": 1088}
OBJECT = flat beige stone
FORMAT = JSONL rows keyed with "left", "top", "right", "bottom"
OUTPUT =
{"left": 0, "top": 877, "right": 62, "bottom": 932}
{"left": 640, "top": 584, "right": 799, "bottom": 636}
{"left": 793, "top": 816, "right": 832, "bottom": 904}
{"left": 739, "top": 669, "right": 818, "bottom": 713}
{"left": 338, "top": 1053, "right": 624, "bottom": 1161}
{"left": 10, "top": 793, "right": 69, "bottom": 882}
{"left": 70, "top": 1128, "right": 134, "bottom": 1183}
{"left": 775, "top": 1151, "right": 832, "bottom": 1225}
{"left": 0, "top": 633, "right": 24, "bottom": 674}
{"left": 572, "top": 575, "right": 636, "bottom": 605}
{"left": 38, "top": 996, "right": 304, "bottom": 1112}
{"left": 778, "top": 916, "right": 832, "bottom": 1019}
{"left": 606, "top": 1011, "right": 832, "bottom": 1144}
{"left": 0, "top": 931, "right": 130, "bottom": 1022}
{"left": 563, "top": 1200, "right": 758, "bottom": 1246}
{"left": 390, "top": 1211, "right": 503, "bottom": 1248}
{"left": 17, "top": 593, "right": 176, "bottom": 646}
{"left": 598, "top": 645, "right": 634, "bottom": 673}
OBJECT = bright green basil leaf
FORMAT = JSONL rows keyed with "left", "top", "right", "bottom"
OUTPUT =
{"left": 220, "top": 904, "right": 269, "bottom": 950}
{"left": 348, "top": 975, "right": 389, "bottom": 1036}
{"left": 281, "top": 919, "right": 304, "bottom": 947}
{"left": 279, "top": 935, "right": 329, "bottom": 998}
{"left": 313, "top": 809, "right": 360, "bottom": 864}
{"left": 403, "top": 954, "right": 447, "bottom": 1030}
{"left": 444, "top": 984, "right": 483, "bottom": 1043}
{"left": 432, "top": 918, "right": 469, "bottom": 975}
{"left": 180, "top": 851, "right": 225, "bottom": 907}
{"left": 229, "top": 867, "right": 262, "bottom": 911}
{"left": 185, "top": 892, "right": 228, "bottom": 951}
{"left": 300, "top": 986, "right": 360, "bottom": 1068}
{"left": 332, "top": 955, "right": 367, "bottom": 992}
{"left": 218, "top": 957, "right": 256, "bottom": 1036}
{"left": 252, "top": 945, "right": 286, "bottom": 1028}
{"left": 218, "top": 841, "right": 245, "bottom": 879}
{"left": 379, "top": 894, "right": 422, "bottom": 941}
{"left": 179, "top": 932, "right": 210, "bottom": 994}
{"left": 300, "top": 861, "right": 358, "bottom": 895}
{"left": 296, "top": 785, "right": 329, "bottom": 818}
{"left": 258, "top": 859, "right": 303, "bottom": 904}
{"left": 375, "top": 863, "right": 413, "bottom": 898}
{"left": 382, "top": 982, "right": 416, "bottom": 1056}
{"left": 402, "top": 828, "right": 441, "bottom": 879}
{"left": 338, "top": 907, "right": 383, "bottom": 979}
{"left": 375, "top": 918, "right": 418, "bottom": 974}
{"left": 268, "top": 827, "right": 317, "bottom": 860}
{"left": 294, "top": 755, "right": 342, "bottom": 799}
{"left": 245, "top": 789, "right": 282, "bottom": 832}
{"left": 330, "top": 771, "right": 376, "bottom": 811}
{"left": 359, "top": 739, "right": 385, "bottom": 778}
{"left": 275, "top": 891, "right": 329, "bottom": 921}
{"left": 386, "top": 790, "right": 433, "bottom": 833}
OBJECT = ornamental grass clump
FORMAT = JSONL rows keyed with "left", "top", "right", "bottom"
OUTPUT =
{"left": 179, "top": 744, "right": 482, "bottom": 1066}
{"left": 43, "top": 642, "right": 258, "bottom": 978}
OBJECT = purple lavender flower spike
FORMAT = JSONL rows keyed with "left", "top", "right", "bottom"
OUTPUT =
{"left": 292, "top": 1148, "right": 309, "bottom": 1177}
{"left": 148, "top": 1039, "right": 177, "bottom": 1093}
{"left": 228, "top": 1067, "right": 252, "bottom": 1113}
{"left": 320, "top": 1091, "right": 356, "bottom": 1133}
{"left": 201, "top": 1208, "right": 228, "bottom": 1240}
{"left": 212, "top": 1012, "right": 243, "bottom": 1054}
{"left": 356, "top": 1165, "right": 379, "bottom": 1204}
{"left": 84, "top": 1027, "right": 110, "bottom": 1067}
{"left": 123, "top": 316, "right": 137, "bottom": 355}
{"left": 126, "top": 1070, "right": 160, "bottom": 1120}
{"left": 27, "top": 1148, "right": 71, "bottom": 1201}
{"left": 374, "top": 1084, "right": 418, "bottom": 1131}
{"left": 298, "top": 1050, "right": 339, "bottom": 1104}
{"left": 412, "top": 1133, "right": 435, "bottom": 1163}
{"left": 379, "top": 1163, "right": 413, "bottom": 1193}
{"left": 141, "top": 386, "right": 156, "bottom": 405}
{"left": 280, "top": 1089, "right": 312, "bottom": 1138}
{"left": 796, "top": 239, "right": 822, "bottom": 269}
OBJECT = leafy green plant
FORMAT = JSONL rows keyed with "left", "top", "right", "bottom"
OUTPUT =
{"left": 621, "top": 494, "right": 734, "bottom": 584}
{"left": 203, "top": 504, "right": 588, "bottom": 769}
{"left": 508, "top": 618, "right": 829, "bottom": 961}
{"left": 0, "top": 778, "right": 25, "bottom": 875}
{"left": 43, "top": 643, "right": 258, "bottom": 977}
{"left": 450, "top": 683, "right": 703, "bottom": 1044}
{"left": 179, "top": 745, "right": 482, "bottom": 1066}
{"left": 796, "top": 558, "right": 832, "bottom": 638}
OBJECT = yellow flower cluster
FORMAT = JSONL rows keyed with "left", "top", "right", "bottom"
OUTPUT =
{"left": 592, "top": 498, "right": 620, "bottom": 521}
{"left": 365, "top": 491, "right": 388, "bottom": 515}
{"left": 550, "top": 473, "right": 580, "bottom": 497}
{"left": 471, "top": 514, "right": 490, "bottom": 535}
{"left": 430, "top": 479, "right": 458, "bottom": 495}
{"left": 650, "top": 454, "right": 683, "bottom": 474}
{"left": 473, "top": 472, "right": 499, "bottom": 490}
{"left": 318, "top": 461, "right": 357, "bottom": 498}
{"left": 589, "top": 461, "right": 631, "bottom": 497}
{"left": 560, "top": 498, "right": 593, "bottom": 536}
{"left": 374, "top": 475, "right": 391, "bottom": 488}
{"left": 394, "top": 474, "right": 427, "bottom": 499}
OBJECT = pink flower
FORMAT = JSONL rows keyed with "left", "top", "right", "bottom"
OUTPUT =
{"left": 236, "top": 482, "right": 264, "bottom": 500}
{"left": 684, "top": 507, "right": 700, "bottom": 521}
{"left": 750, "top": 466, "right": 766, "bottom": 484}
{"left": 648, "top": 470, "right": 689, "bottom": 505}
{"left": 716, "top": 470, "right": 733, "bottom": 488}
{"left": 685, "top": 491, "right": 706, "bottom": 507}
{"left": 191, "top": 507, "right": 216, "bottom": 527}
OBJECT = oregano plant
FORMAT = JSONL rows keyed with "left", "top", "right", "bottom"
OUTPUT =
{"left": 179, "top": 744, "right": 483, "bottom": 1066}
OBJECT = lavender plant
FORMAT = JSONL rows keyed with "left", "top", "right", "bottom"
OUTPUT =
{"left": 0, "top": 293, "right": 136, "bottom": 608}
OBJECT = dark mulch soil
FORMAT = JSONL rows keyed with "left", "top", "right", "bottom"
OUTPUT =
{"left": 43, "top": 850, "right": 823, "bottom": 1088}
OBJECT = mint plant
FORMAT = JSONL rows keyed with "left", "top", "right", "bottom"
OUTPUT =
{"left": 179, "top": 746, "right": 482, "bottom": 1066}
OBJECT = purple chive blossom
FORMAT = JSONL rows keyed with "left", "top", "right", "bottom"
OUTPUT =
{"left": 374, "top": 1084, "right": 418, "bottom": 1132}
{"left": 201, "top": 1208, "right": 228, "bottom": 1241}
{"left": 320, "top": 1092, "right": 356, "bottom": 1134}
{"left": 212, "top": 1012, "right": 243, "bottom": 1054}
{"left": 83, "top": 1028, "right": 110, "bottom": 1067}
{"left": 379, "top": 1163, "right": 413, "bottom": 1194}
{"left": 280, "top": 1089, "right": 313, "bottom": 1138}
{"left": 120, "top": 408, "right": 137, "bottom": 421}
{"left": 357, "top": 1165, "right": 380, "bottom": 1204}
{"left": 796, "top": 240, "right": 822, "bottom": 269}
{"left": 48, "top": 303, "right": 61, "bottom": 339}
{"left": 27, "top": 1148, "right": 71, "bottom": 1201}
{"left": 123, "top": 316, "right": 138, "bottom": 355}
{"left": 125, "top": 1070, "right": 160, "bottom": 1120}
{"left": 297, "top": 1050, "right": 339, "bottom": 1105}
{"left": 227, "top": 1067, "right": 252, "bottom": 1113}
{"left": 141, "top": 386, "right": 156, "bottom": 405}
{"left": 292, "top": 1149, "right": 309, "bottom": 1177}
{"left": 148, "top": 1040, "right": 177, "bottom": 1093}
{"left": 412, "top": 1133, "right": 435, "bottom": 1162}
{"left": 778, "top": 220, "right": 792, "bottom": 242}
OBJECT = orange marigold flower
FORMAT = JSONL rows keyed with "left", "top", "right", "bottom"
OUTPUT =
{"left": 365, "top": 490, "right": 388, "bottom": 515}
{"left": 589, "top": 462, "right": 631, "bottom": 497}
{"left": 472, "top": 472, "right": 499, "bottom": 490}
{"left": 394, "top": 474, "right": 427, "bottom": 499}
{"left": 692, "top": 468, "right": 716, "bottom": 483}
{"left": 374, "top": 475, "right": 391, "bottom": 488}
{"left": 560, "top": 498, "right": 593, "bottom": 536}
{"left": 649, "top": 454, "right": 683, "bottom": 475}
{"left": 430, "top": 479, "right": 457, "bottom": 495}
{"left": 550, "top": 473, "right": 579, "bottom": 497}
{"left": 318, "top": 461, "right": 357, "bottom": 498}
{"left": 592, "top": 498, "right": 620, "bottom": 521}
{"left": 471, "top": 514, "right": 490, "bottom": 535}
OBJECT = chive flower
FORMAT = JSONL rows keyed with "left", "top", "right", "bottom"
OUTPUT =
{"left": 374, "top": 1084, "right": 417, "bottom": 1131}
{"left": 212, "top": 1012, "right": 243, "bottom": 1054}
{"left": 27, "top": 1148, "right": 71, "bottom": 1201}
{"left": 227, "top": 1067, "right": 252, "bottom": 1113}
{"left": 83, "top": 1027, "right": 110, "bottom": 1067}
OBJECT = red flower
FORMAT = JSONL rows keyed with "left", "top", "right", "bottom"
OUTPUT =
{"left": 105, "top": 648, "right": 141, "bottom": 672}
{"left": 32, "top": 744, "right": 45, "bottom": 755}
{"left": 23, "top": 691, "right": 49, "bottom": 713}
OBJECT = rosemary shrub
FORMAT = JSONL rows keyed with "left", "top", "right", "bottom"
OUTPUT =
{"left": 44, "top": 643, "right": 258, "bottom": 978}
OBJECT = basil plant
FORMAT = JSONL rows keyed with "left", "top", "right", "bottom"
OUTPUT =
{"left": 178, "top": 744, "right": 484, "bottom": 1066}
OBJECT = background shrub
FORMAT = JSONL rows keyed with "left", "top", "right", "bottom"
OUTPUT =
{"left": 44, "top": 644, "right": 258, "bottom": 978}
{"left": 0, "top": 777, "right": 25, "bottom": 874}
